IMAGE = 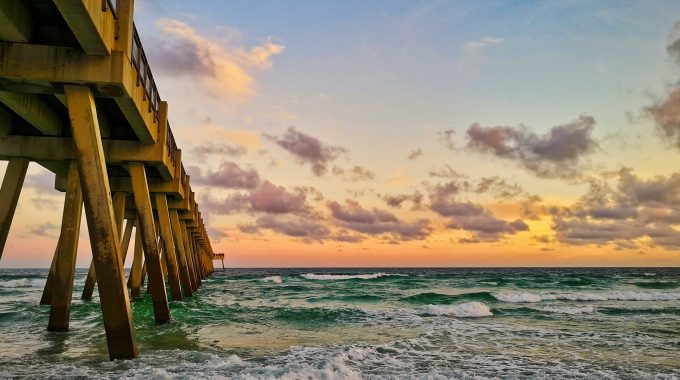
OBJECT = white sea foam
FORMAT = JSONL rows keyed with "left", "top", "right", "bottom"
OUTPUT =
{"left": 492, "top": 291, "right": 680, "bottom": 303}
{"left": 422, "top": 302, "right": 493, "bottom": 318}
{"left": 0, "top": 278, "right": 37, "bottom": 288}
{"left": 479, "top": 281, "right": 498, "bottom": 286}
{"left": 261, "top": 276, "right": 283, "bottom": 284}
{"left": 536, "top": 305, "right": 597, "bottom": 315}
{"left": 301, "top": 273, "right": 406, "bottom": 280}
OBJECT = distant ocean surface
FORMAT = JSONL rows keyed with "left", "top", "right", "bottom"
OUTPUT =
{"left": 0, "top": 268, "right": 679, "bottom": 379}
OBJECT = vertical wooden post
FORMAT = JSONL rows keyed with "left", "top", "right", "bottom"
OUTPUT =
{"left": 181, "top": 223, "right": 199, "bottom": 289}
{"left": 128, "top": 225, "right": 143, "bottom": 297}
{"left": 179, "top": 220, "right": 197, "bottom": 291}
{"left": 155, "top": 194, "right": 182, "bottom": 301}
{"left": 48, "top": 162, "right": 83, "bottom": 331}
{"left": 82, "top": 192, "right": 126, "bottom": 300}
{"left": 140, "top": 261, "right": 147, "bottom": 287}
{"left": 169, "top": 210, "right": 192, "bottom": 297}
{"left": 65, "top": 85, "right": 137, "bottom": 360}
{"left": 39, "top": 243, "right": 59, "bottom": 305}
{"left": 128, "top": 163, "right": 170, "bottom": 323}
{"left": 120, "top": 218, "right": 134, "bottom": 262}
{"left": 0, "top": 158, "right": 29, "bottom": 259}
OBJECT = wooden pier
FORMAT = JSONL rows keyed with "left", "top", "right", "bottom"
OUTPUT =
{"left": 0, "top": 0, "right": 217, "bottom": 359}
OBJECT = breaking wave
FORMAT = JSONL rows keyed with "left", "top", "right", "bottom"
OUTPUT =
{"left": 492, "top": 291, "right": 680, "bottom": 303}
{"left": 301, "top": 273, "right": 406, "bottom": 281}
{"left": 421, "top": 302, "right": 493, "bottom": 317}
{"left": 261, "top": 276, "right": 283, "bottom": 284}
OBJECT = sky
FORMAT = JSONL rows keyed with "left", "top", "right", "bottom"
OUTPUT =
{"left": 3, "top": 0, "right": 680, "bottom": 267}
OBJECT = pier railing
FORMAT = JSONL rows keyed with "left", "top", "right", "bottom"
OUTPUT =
{"left": 131, "top": 25, "right": 161, "bottom": 120}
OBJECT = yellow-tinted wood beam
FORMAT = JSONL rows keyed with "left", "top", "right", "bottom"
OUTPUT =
{"left": 128, "top": 223, "right": 143, "bottom": 297}
{"left": 169, "top": 209, "right": 193, "bottom": 297}
{"left": 39, "top": 243, "right": 59, "bottom": 305}
{"left": 179, "top": 220, "right": 197, "bottom": 292}
{"left": 129, "top": 163, "right": 170, "bottom": 323}
{"left": 82, "top": 191, "right": 126, "bottom": 300}
{"left": 0, "top": 0, "right": 33, "bottom": 42}
{"left": 155, "top": 194, "right": 182, "bottom": 301}
{"left": 47, "top": 162, "right": 83, "bottom": 331}
{"left": 0, "top": 91, "right": 62, "bottom": 136}
{"left": 65, "top": 85, "right": 137, "bottom": 360}
{"left": 53, "top": 0, "right": 115, "bottom": 56}
{"left": 0, "top": 157, "right": 29, "bottom": 259}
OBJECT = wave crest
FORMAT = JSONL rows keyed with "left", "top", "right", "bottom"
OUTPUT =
{"left": 301, "top": 273, "right": 406, "bottom": 281}
{"left": 492, "top": 291, "right": 680, "bottom": 303}
{"left": 261, "top": 276, "right": 282, "bottom": 284}
{"left": 421, "top": 302, "right": 493, "bottom": 317}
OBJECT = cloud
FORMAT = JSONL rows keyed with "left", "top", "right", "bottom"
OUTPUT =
{"left": 190, "top": 161, "right": 261, "bottom": 189}
{"left": 474, "top": 176, "right": 524, "bottom": 199}
{"left": 265, "top": 127, "right": 347, "bottom": 175}
{"left": 147, "top": 18, "right": 284, "bottom": 100}
{"left": 427, "top": 178, "right": 529, "bottom": 241}
{"left": 332, "top": 165, "right": 376, "bottom": 182}
{"left": 328, "top": 200, "right": 431, "bottom": 241}
{"left": 553, "top": 169, "right": 680, "bottom": 249}
{"left": 192, "top": 142, "right": 247, "bottom": 157}
{"left": 437, "top": 129, "right": 456, "bottom": 150}
{"left": 201, "top": 192, "right": 251, "bottom": 215}
{"left": 465, "top": 115, "right": 598, "bottom": 179}
{"left": 646, "top": 20, "right": 680, "bottom": 149}
{"left": 458, "top": 36, "right": 504, "bottom": 71}
{"left": 24, "top": 172, "right": 55, "bottom": 194}
{"left": 428, "top": 165, "right": 467, "bottom": 179}
{"left": 239, "top": 214, "right": 330, "bottom": 243}
{"left": 29, "top": 222, "right": 60, "bottom": 237}
{"left": 380, "top": 191, "right": 424, "bottom": 210}
{"left": 408, "top": 148, "right": 424, "bottom": 160}
{"left": 249, "top": 181, "right": 307, "bottom": 214}
{"left": 201, "top": 180, "right": 309, "bottom": 215}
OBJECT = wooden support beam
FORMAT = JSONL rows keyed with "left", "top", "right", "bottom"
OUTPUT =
{"left": 65, "top": 85, "right": 137, "bottom": 360}
{"left": 156, "top": 194, "right": 182, "bottom": 301}
{"left": 129, "top": 163, "right": 170, "bottom": 323}
{"left": 0, "top": 0, "right": 33, "bottom": 42}
{"left": 53, "top": 0, "right": 114, "bottom": 56}
{"left": 0, "top": 91, "right": 62, "bottom": 136}
{"left": 169, "top": 210, "right": 193, "bottom": 297}
{"left": 0, "top": 158, "right": 29, "bottom": 259}
{"left": 128, "top": 224, "right": 143, "bottom": 297}
{"left": 47, "top": 162, "right": 83, "bottom": 331}
{"left": 179, "top": 220, "right": 198, "bottom": 292}
{"left": 120, "top": 219, "right": 134, "bottom": 262}
{"left": 39, "top": 243, "right": 59, "bottom": 305}
{"left": 82, "top": 192, "right": 126, "bottom": 300}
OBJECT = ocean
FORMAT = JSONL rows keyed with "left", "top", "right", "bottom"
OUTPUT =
{"left": 0, "top": 268, "right": 678, "bottom": 379}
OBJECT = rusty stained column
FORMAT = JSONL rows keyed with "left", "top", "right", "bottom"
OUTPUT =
{"left": 39, "top": 243, "right": 59, "bottom": 306}
{"left": 82, "top": 192, "right": 127, "bottom": 300}
{"left": 65, "top": 85, "right": 137, "bottom": 359}
{"left": 128, "top": 163, "right": 170, "bottom": 323}
{"left": 0, "top": 158, "right": 29, "bottom": 260}
{"left": 169, "top": 210, "right": 193, "bottom": 297}
{"left": 47, "top": 162, "right": 83, "bottom": 331}
{"left": 155, "top": 194, "right": 182, "bottom": 301}
{"left": 128, "top": 225, "right": 144, "bottom": 297}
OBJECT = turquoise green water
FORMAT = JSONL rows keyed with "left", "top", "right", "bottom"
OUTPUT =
{"left": 0, "top": 268, "right": 679, "bottom": 378}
